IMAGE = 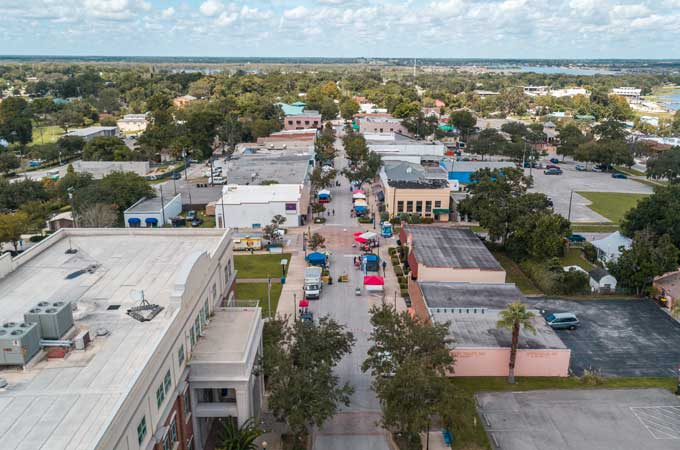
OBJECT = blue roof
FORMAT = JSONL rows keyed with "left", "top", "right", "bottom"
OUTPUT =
{"left": 276, "top": 102, "right": 305, "bottom": 116}
{"left": 363, "top": 254, "right": 379, "bottom": 262}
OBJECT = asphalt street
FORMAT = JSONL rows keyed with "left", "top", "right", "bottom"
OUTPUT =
{"left": 306, "top": 138, "right": 392, "bottom": 450}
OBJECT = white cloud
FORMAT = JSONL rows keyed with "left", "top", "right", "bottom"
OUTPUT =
{"left": 199, "top": 0, "right": 224, "bottom": 17}
{"left": 215, "top": 11, "right": 237, "bottom": 26}
{"left": 161, "top": 7, "right": 175, "bottom": 18}
{"left": 429, "top": 0, "right": 465, "bottom": 17}
{"left": 283, "top": 6, "right": 309, "bottom": 19}
{"left": 610, "top": 4, "right": 650, "bottom": 19}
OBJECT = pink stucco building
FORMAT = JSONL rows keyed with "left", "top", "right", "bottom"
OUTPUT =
{"left": 284, "top": 112, "right": 322, "bottom": 130}
{"left": 409, "top": 281, "right": 570, "bottom": 377}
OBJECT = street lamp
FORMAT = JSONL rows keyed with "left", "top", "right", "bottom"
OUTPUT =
{"left": 261, "top": 442, "right": 268, "bottom": 449}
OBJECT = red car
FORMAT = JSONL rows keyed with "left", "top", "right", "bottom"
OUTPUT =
{"left": 546, "top": 164, "right": 560, "bottom": 170}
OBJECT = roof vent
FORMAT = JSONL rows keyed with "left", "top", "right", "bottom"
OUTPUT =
{"left": 3, "top": 322, "right": 17, "bottom": 329}
{"left": 95, "top": 328, "right": 110, "bottom": 337}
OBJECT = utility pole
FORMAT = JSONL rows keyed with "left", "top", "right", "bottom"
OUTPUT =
{"left": 267, "top": 275, "right": 272, "bottom": 318}
{"left": 567, "top": 190, "right": 574, "bottom": 221}
{"left": 159, "top": 185, "right": 166, "bottom": 226}
{"left": 293, "top": 292, "right": 297, "bottom": 321}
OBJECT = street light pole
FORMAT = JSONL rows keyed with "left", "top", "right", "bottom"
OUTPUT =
{"left": 567, "top": 190, "right": 574, "bottom": 222}
{"left": 293, "top": 293, "right": 297, "bottom": 321}
{"left": 267, "top": 274, "right": 272, "bottom": 319}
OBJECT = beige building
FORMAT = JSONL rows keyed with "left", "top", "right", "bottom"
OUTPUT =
{"left": 174, "top": 95, "right": 197, "bottom": 109}
{"left": 379, "top": 161, "right": 451, "bottom": 222}
{"left": 400, "top": 225, "right": 507, "bottom": 284}
{"left": 117, "top": 113, "right": 148, "bottom": 133}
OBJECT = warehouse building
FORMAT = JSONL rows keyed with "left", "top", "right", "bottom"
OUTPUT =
{"left": 0, "top": 228, "right": 262, "bottom": 450}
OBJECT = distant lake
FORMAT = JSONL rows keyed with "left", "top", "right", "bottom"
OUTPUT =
{"left": 517, "top": 66, "right": 616, "bottom": 75}
{"left": 658, "top": 89, "right": 680, "bottom": 110}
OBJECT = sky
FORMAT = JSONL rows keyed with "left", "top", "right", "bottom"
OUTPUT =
{"left": 1, "top": 0, "right": 680, "bottom": 59}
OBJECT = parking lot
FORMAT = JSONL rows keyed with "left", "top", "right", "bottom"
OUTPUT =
{"left": 528, "top": 160, "right": 653, "bottom": 222}
{"left": 477, "top": 389, "right": 680, "bottom": 450}
{"left": 526, "top": 298, "right": 680, "bottom": 377}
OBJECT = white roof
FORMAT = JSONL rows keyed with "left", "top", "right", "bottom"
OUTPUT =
{"left": 219, "top": 184, "right": 302, "bottom": 205}
{"left": 0, "top": 229, "right": 228, "bottom": 450}
{"left": 65, "top": 126, "right": 117, "bottom": 137}
{"left": 592, "top": 231, "right": 632, "bottom": 257}
{"left": 369, "top": 144, "right": 446, "bottom": 156}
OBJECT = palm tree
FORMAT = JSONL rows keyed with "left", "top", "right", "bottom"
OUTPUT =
{"left": 671, "top": 300, "right": 680, "bottom": 319}
{"left": 497, "top": 302, "right": 536, "bottom": 384}
{"left": 217, "top": 418, "right": 263, "bottom": 450}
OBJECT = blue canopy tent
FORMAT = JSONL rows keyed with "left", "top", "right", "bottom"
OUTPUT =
{"left": 306, "top": 252, "right": 327, "bottom": 268}
{"left": 362, "top": 254, "right": 380, "bottom": 273}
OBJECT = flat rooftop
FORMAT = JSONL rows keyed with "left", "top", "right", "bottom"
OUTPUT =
{"left": 225, "top": 153, "right": 312, "bottom": 185}
{"left": 477, "top": 389, "right": 680, "bottom": 450}
{"left": 405, "top": 226, "right": 502, "bottom": 270}
{"left": 220, "top": 184, "right": 302, "bottom": 205}
{"left": 433, "top": 310, "right": 566, "bottom": 349}
{"left": 419, "top": 282, "right": 525, "bottom": 309}
{"left": 124, "top": 194, "right": 180, "bottom": 214}
{"left": 191, "top": 308, "right": 259, "bottom": 364}
{"left": 0, "top": 229, "right": 227, "bottom": 450}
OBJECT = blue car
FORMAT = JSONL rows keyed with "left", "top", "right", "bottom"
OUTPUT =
{"left": 549, "top": 158, "right": 560, "bottom": 164}
{"left": 611, "top": 172, "right": 628, "bottom": 179}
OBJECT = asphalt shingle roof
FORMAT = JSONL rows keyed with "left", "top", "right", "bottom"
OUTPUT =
{"left": 406, "top": 226, "right": 502, "bottom": 270}
{"left": 419, "top": 282, "right": 524, "bottom": 309}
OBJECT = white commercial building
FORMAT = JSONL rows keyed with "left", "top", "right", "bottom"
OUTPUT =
{"left": 65, "top": 126, "right": 118, "bottom": 141}
{"left": 117, "top": 114, "right": 148, "bottom": 133}
{"left": 124, "top": 194, "right": 183, "bottom": 227}
{"left": 0, "top": 228, "right": 262, "bottom": 450}
{"left": 368, "top": 143, "right": 446, "bottom": 164}
{"left": 611, "top": 87, "right": 642, "bottom": 104}
{"left": 215, "top": 184, "right": 308, "bottom": 229}
{"left": 549, "top": 88, "right": 590, "bottom": 98}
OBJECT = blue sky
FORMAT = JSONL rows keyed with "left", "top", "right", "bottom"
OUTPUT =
{"left": 1, "top": 0, "right": 679, "bottom": 58}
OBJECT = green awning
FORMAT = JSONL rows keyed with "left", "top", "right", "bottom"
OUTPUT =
{"left": 433, "top": 208, "right": 449, "bottom": 214}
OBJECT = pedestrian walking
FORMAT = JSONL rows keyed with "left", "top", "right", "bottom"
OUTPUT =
{"left": 382, "top": 260, "right": 387, "bottom": 274}
{"left": 332, "top": 209, "right": 335, "bottom": 216}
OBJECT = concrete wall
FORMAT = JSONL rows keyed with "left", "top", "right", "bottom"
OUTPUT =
{"left": 0, "top": 252, "right": 15, "bottom": 280}
{"left": 72, "top": 160, "right": 150, "bottom": 179}
{"left": 359, "top": 118, "right": 409, "bottom": 135}
{"left": 451, "top": 347, "right": 571, "bottom": 377}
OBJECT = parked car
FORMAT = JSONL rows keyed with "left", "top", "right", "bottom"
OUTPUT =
{"left": 171, "top": 217, "right": 186, "bottom": 227}
{"left": 210, "top": 176, "right": 226, "bottom": 185}
{"left": 170, "top": 172, "right": 181, "bottom": 180}
{"left": 187, "top": 210, "right": 197, "bottom": 221}
{"left": 191, "top": 217, "right": 203, "bottom": 227}
{"left": 611, "top": 172, "right": 628, "bottom": 179}
{"left": 524, "top": 161, "right": 540, "bottom": 168}
{"left": 544, "top": 168, "right": 563, "bottom": 175}
{"left": 546, "top": 164, "right": 560, "bottom": 170}
{"left": 545, "top": 312, "right": 579, "bottom": 330}
{"left": 566, "top": 234, "right": 586, "bottom": 243}
{"left": 549, "top": 158, "right": 560, "bottom": 164}
{"left": 575, "top": 164, "right": 587, "bottom": 171}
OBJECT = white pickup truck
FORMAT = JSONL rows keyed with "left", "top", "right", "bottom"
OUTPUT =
{"left": 303, "top": 266, "right": 323, "bottom": 300}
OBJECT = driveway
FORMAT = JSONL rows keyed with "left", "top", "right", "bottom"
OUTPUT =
{"left": 526, "top": 298, "right": 680, "bottom": 377}
{"left": 477, "top": 388, "right": 680, "bottom": 450}
{"left": 528, "top": 160, "right": 653, "bottom": 222}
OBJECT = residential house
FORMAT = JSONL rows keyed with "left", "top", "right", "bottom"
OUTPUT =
{"left": 591, "top": 231, "right": 632, "bottom": 263}
{"left": 174, "top": 95, "right": 197, "bottom": 108}
{"left": 589, "top": 267, "right": 617, "bottom": 293}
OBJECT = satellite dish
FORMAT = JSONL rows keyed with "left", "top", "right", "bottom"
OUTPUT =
{"left": 129, "top": 290, "right": 145, "bottom": 303}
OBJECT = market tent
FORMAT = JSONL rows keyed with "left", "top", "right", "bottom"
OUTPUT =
{"left": 354, "top": 236, "right": 368, "bottom": 244}
{"left": 352, "top": 189, "right": 365, "bottom": 194}
{"left": 318, "top": 189, "right": 331, "bottom": 196}
{"left": 299, "top": 299, "right": 310, "bottom": 308}
{"left": 306, "top": 252, "right": 327, "bottom": 267}
{"left": 352, "top": 193, "right": 367, "bottom": 200}
{"left": 364, "top": 275, "right": 384, "bottom": 285}
{"left": 360, "top": 232, "right": 377, "bottom": 240}
{"left": 364, "top": 275, "right": 385, "bottom": 292}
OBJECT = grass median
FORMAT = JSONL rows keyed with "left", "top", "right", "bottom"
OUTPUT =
{"left": 235, "top": 282, "right": 282, "bottom": 317}
{"left": 234, "top": 253, "right": 292, "bottom": 278}
{"left": 576, "top": 191, "right": 649, "bottom": 224}
{"left": 491, "top": 251, "right": 542, "bottom": 295}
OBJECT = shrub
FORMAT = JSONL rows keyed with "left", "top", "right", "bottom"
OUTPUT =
{"left": 393, "top": 432, "right": 421, "bottom": 450}
{"left": 580, "top": 368, "right": 604, "bottom": 385}
{"left": 358, "top": 216, "right": 372, "bottom": 224}
{"left": 582, "top": 242, "right": 598, "bottom": 263}
{"left": 29, "top": 235, "right": 46, "bottom": 243}
{"left": 420, "top": 217, "right": 434, "bottom": 224}
{"left": 393, "top": 266, "right": 403, "bottom": 276}
{"left": 391, "top": 256, "right": 399, "bottom": 265}
{"left": 388, "top": 247, "right": 397, "bottom": 256}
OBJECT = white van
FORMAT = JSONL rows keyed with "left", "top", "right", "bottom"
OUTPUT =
{"left": 210, "top": 176, "right": 226, "bottom": 185}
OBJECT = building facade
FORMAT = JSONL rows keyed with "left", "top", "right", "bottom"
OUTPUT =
{"left": 124, "top": 194, "right": 183, "bottom": 228}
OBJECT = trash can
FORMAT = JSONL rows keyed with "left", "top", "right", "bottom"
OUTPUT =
{"left": 280, "top": 276, "right": 286, "bottom": 284}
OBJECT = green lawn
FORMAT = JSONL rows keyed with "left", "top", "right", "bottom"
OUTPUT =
{"left": 576, "top": 192, "right": 650, "bottom": 224}
{"left": 235, "top": 282, "right": 282, "bottom": 317}
{"left": 614, "top": 165, "right": 644, "bottom": 177}
{"left": 30, "top": 126, "right": 63, "bottom": 146}
{"left": 560, "top": 247, "right": 595, "bottom": 271}
{"left": 234, "top": 253, "right": 292, "bottom": 278}
{"left": 571, "top": 222, "right": 620, "bottom": 233}
{"left": 449, "top": 376, "right": 677, "bottom": 450}
{"left": 491, "top": 251, "right": 542, "bottom": 295}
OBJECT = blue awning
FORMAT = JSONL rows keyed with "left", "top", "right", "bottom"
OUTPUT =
{"left": 128, "top": 218, "right": 141, "bottom": 224}
{"left": 145, "top": 218, "right": 159, "bottom": 224}
{"left": 306, "top": 252, "right": 326, "bottom": 263}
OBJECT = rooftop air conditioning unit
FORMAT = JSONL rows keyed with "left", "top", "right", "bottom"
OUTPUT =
{"left": 24, "top": 301, "right": 74, "bottom": 340}
{"left": 0, "top": 322, "right": 41, "bottom": 366}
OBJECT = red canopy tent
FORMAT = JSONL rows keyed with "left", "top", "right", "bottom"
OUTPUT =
{"left": 299, "top": 299, "right": 310, "bottom": 307}
{"left": 364, "top": 275, "right": 384, "bottom": 292}
{"left": 352, "top": 189, "right": 365, "bottom": 194}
